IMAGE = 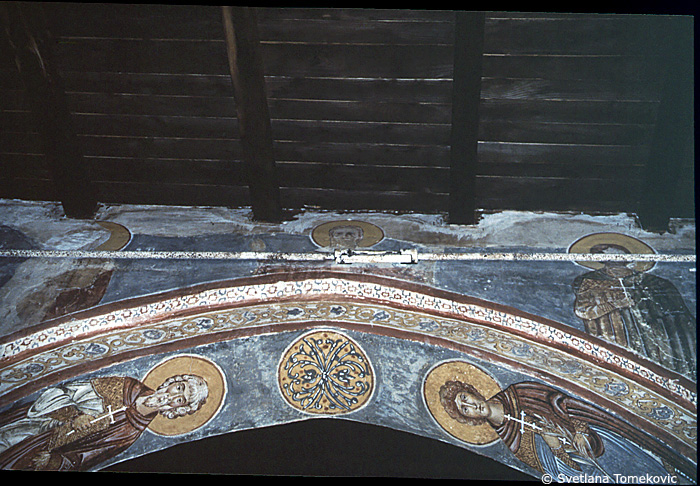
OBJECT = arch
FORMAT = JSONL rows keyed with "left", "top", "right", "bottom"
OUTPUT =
{"left": 0, "top": 271, "right": 696, "bottom": 476}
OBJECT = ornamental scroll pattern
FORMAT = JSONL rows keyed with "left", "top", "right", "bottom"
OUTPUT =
{"left": 0, "top": 301, "right": 695, "bottom": 450}
{"left": 278, "top": 330, "right": 373, "bottom": 414}
{"left": 2, "top": 277, "right": 691, "bottom": 405}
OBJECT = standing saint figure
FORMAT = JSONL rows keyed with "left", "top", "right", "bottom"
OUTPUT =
{"left": 572, "top": 242, "right": 696, "bottom": 379}
{"left": 438, "top": 380, "right": 694, "bottom": 482}
{"left": 0, "top": 373, "right": 208, "bottom": 471}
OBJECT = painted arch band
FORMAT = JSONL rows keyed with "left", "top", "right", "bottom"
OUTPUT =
{"left": 0, "top": 272, "right": 695, "bottom": 474}
{"left": 0, "top": 272, "right": 693, "bottom": 409}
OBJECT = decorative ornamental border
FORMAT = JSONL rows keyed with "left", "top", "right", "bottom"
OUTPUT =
{"left": 0, "top": 300, "right": 695, "bottom": 456}
{"left": 0, "top": 272, "right": 695, "bottom": 411}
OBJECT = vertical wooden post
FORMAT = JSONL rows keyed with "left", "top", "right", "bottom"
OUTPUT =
{"left": 221, "top": 6, "right": 282, "bottom": 222}
{"left": 637, "top": 16, "right": 693, "bottom": 232}
{"left": 1, "top": 2, "right": 97, "bottom": 218}
{"left": 448, "top": 11, "right": 485, "bottom": 225}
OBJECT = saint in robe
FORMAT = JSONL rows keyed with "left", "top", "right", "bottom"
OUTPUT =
{"left": 573, "top": 243, "right": 696, "bottom": 379}
{"left": 0, "top": 373, "right": 208, "bottom": 471}
{"left": 439, "top": 380, "right": 695, "bottom": 483}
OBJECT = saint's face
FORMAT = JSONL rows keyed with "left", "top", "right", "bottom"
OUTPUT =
{"left": 163, "top": 381, "right": 192, "bottom": 408}
{"left": 145, "top": 380, "right": 193, "bottom": 411}
{"left": 454, "top": 391, "right": 490, "bottom": 420}
{"left": 594, "top": 245, "right": 636, "bottom": 276}
{"left": 329, "top": 226, "right": 363, "bottom": 248}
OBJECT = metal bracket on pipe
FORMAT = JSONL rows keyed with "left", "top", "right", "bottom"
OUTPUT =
{"left": 334, "top": 249, "right": 418, "bottom": 264}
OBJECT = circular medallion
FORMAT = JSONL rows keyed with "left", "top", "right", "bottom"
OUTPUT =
{"left": 423, "top": 360, "right": 502, "bottom": 446}
{"left": 278, "top": 330, "right": 374, "bottom": 415}
{"left": 568, "top": 232, "right": 656, "bottom": 272}
{"left": 143, "top": 354, "right": 226, "bottom": 436}
{"left": 311, "top": 220, "right": 384, "bottom": 249}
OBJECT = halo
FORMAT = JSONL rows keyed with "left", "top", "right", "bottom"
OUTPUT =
{"left": 423, "top": 360, "right": 502, "bottom": 446}
{"left": 95, "top": 221, "right": 132, "bottom": 251}
{"left": 568, "top": 232, "right": 656, "bottom": 271}
{"left": 142, "top": 354, "right": 226, "bottom": 436}
{"left": 311, "top": 220, "right": 384, "bottom": 248}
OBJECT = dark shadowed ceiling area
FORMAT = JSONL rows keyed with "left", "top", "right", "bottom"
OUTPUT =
{"left": 0, "top": 4, "right": 694, "bottom": 231}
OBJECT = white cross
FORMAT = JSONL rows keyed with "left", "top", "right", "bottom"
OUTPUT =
{"left": 506, "top": 411, "right": 577, "bottom": 448}
{"left": 504, "top": 411, "right": 543, "bottom": 435}
{"left": 66, "top": 405, "right": 127, "bottom": 436}
{"left": 97, "top": 405, "right": 125, "bottom": 425}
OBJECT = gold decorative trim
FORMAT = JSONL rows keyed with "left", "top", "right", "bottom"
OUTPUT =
{"left": 278, "top": 330, "right": 374, "bottom": 415}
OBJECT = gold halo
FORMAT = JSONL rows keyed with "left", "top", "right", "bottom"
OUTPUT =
{"left": 423, "top": 360, "right": 502, "bottom": 446}
{"left": 568, "top": 232, "right": 656, "bottom": 271}
{"left": 143, "top": 354, "right": 226, "bottom": 436}
{"left": 311, "top": 220, "right": 384, "bottom": 248}
{"left": 95, "top": 221, "right": 131, "bottom": 251}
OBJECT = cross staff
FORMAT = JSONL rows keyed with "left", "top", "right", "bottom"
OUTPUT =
{"left": 66, "top": 405, "right": 127, "bottom": 436}
{"left": 508, "top": 411, "right": 578, "bottom": 448}
{"left": 504, "top": 410, "right": 542, "bottom": 435}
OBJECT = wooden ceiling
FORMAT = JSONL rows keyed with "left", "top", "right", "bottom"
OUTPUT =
{"left": 0, "top": 4, "right": 694, "bottom": 230}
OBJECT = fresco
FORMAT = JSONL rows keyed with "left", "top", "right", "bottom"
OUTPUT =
{"left": 278, "top": 330, "right": 374, "bottom": 414}
{"left": 423, "top": 360, "right": 695, "bottom": 483}
{"left": 0, "top": 273, "right": 694, "bottom": 442}
{"left": 0, "top": 221, "right": 130, "bottom": 329}
{"left": 569, "top": 233, "right": 696, "bottom": 380}
{"left": 0, "top": 203, "right": 695, "bottom": 477}
{"left": 311, "top": 220, "right": 384, "bottom": 250}
{"left": 0, "top": 354, "right": 225, "bottom": 471}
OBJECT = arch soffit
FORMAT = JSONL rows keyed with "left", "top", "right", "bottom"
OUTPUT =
{"left": 0, "top": 270, "right": 696, "bottom": 456}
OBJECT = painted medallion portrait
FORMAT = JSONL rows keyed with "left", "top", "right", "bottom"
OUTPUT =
{"left": 311, "top": 220, "right": 384, "bottom": 250}
{"left": 142, "top": 354, "right": 226, "bottom": 437}
{"left": 424, "top": 360, "right": 502, "bottom": 446}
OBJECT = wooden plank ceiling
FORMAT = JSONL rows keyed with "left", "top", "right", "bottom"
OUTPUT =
{"left": 0, "top": 4, "right": 693, "bottom": 228}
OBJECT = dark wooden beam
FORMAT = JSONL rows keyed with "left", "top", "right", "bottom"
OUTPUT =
{"left": 1, "top": 2, "right": 97, "bottom": 218}
{"left": 221, "top": 6, "right": 282, "bottom": 222}
{"left": 448, "top": 11, "right": 485, "bottom": 225}
{"left": 637, "top": 16, "right": 694, "bottom": 232}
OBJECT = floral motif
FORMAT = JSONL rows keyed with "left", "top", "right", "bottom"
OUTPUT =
{"left": 0, "top": 284, "right": 695, "bottom": 451}
{"left": 329, "top": 305, "right": 346, "bottom": 316}
{"left": 85, "top": 343, "right": 108, "bottom": 356}
{"left": 418, "top": 320, "right": 439, "bottom": 332}
{"left": 649, "top": 406, "right": 675, "bottom": 421}
{"left": 23, "top": 363, "right": 43, "bottom": 374}
{"left": 143, "top": 329, "right": 165, "bottom": 340}
{"left": 604, "top": 381, "right": 630, "bottom": 397}
{"left": 0, "top": 276, "right": 693, "bottom": 408}
{"left": 511, "top": 342, "right": 533, "bottom": 358}
{"left": 278, "top": 330, "right": 373, "bottom": 414}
